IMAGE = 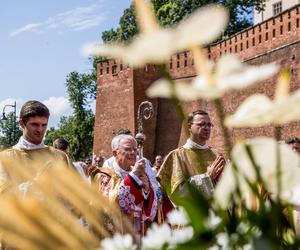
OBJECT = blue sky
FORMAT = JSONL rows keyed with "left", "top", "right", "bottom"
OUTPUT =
{"left": 0, "top": 0, "right": 131, "bottom": 127}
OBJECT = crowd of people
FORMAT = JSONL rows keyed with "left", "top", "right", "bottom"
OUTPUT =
{"left": 0, "top": 100, "right": 299, "bottom": 246}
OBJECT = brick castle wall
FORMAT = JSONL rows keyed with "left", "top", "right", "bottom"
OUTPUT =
{"left": 93, "top": 4, "right": 300, "bottom": 160}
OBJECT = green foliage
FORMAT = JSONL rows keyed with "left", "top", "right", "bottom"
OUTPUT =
{"left": 45, "top": 113, "right": 94, "bottom": 160}
{"left": 101, "top": 5, "right": 138, "bottom": 44}
{"left": 0, "top": 113, "right": 22, "bottom": 149}
{"left": 45, "top": 71, "right": 96, "bottom": 160}
{"left": 101, "top": 0, "right": 266, "bottom": 44}
{"left": 156, "top": 2, "right": 183, "bottom": 26}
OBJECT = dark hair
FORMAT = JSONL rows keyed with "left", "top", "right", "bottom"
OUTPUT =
{"left": 20, "top": 100, "right": 50, "bottom": 123}
{"left": 187, "top": 110, "right": 209, "bottom": 125}
{"left": 53, "top": 138, "right": 69, "bottom": 151}
{"left": 285, "top": 137, "right": 300, "bottom": 144}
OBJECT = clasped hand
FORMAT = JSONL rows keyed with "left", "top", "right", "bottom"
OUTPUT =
{"left": 131, "top": 159, "right": 150, "bottom": 191}
{"left": 207, "top": 155, "right": 226, "bottom": 183}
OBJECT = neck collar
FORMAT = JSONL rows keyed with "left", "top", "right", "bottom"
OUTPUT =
{"left": 183, "top": 138, "right": 209, "bottom": 150}
{"left": 13, "top": 136, "right": 47, "bottom": 150}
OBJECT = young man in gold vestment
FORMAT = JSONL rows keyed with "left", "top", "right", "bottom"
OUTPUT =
{"left": 157, "top": 110, "right": 226, "bottom": 196}
{"left": 0, "top": 100, "right": 73, "bottom": 195}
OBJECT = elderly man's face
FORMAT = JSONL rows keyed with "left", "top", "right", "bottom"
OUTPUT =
{"left": 114, "top": 138, "right": 137, "bottom": 171}
{"left": 189, "top": 114, "right": 212, "bottom": 144}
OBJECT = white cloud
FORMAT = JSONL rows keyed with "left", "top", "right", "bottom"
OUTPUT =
{"left": 10, "top": 1, "right": 106, "bottom": 37}
{"left": 42, "top": 96, "right": 73, "bottom": 127}
{"left": 10, "top": 23, "right": 42, "bottom": 37}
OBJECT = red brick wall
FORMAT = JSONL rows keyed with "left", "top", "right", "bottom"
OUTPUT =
{"left": 93, "top": 60, "right": 135, "bottom": 158}
{"left": 93, "top": 62, "right": 160, "bottom": 159}
{"left": 94, "top": 4, "right": 300, "bottom": 160}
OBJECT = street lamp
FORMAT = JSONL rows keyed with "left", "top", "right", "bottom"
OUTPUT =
{"left": 1, "top": 101, "right": 17, "bottom": 143}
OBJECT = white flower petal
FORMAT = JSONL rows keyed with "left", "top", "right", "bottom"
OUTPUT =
{"left": 214, "top": 163, "right": 239, "bottom": 209}
{"left": 273, "top": 89, "right": 300, "bottom": 124}
{"left": 208, "top": 211, "right": 222, "bottom": 228}
{"left": 167, "top": 207, "right": 190, "bottom": 225}
{"left": 234, "top": 137, "right": 300, "bottom": 195}
{"left": 218, "top": 62, "right": 279, "bottom": 90}
{"left": 170, "top": 227, "right": 194, "bottom": 246}
{"left": 83, "top": 30, "right": 174, "bottom": 67}
{"left": 225, "top": 89, "right": 300, "bottom": 128}
{"left": 146, "top": 78, "right": 172, "bottom": 98}
{"left": 134, "top": 0, "right": 159, "bottom": 33}
{"left": 101, "top": 233, "right": 135, "bottom": 250}
{"left": 175, "top": 5, "right": 228, "bottom": 50}
{"left": 125, "top": 30, "right": 174, "bottom": 66}
{"left": 81, "top": 42, "right": 126, "bottom": 59}
{"left": 225, "top": 95, "right": 274, "bottom": 127}
{"left": 147, "top": 78, "right": 200, "bottom": 101}
{"left": 190, "top": 55, "right": 278, "bottom": 100}
{"left": 83, "top": 5, "right": 228, "bottom": 67}
{"left": 192, "top": 75, "right": 224, "bottom": 99}
{"left": 215, "top": 54, "right": 244, "bottom": 77}
{"left": 142, "top": 223, "right": 172, "bottom": 249}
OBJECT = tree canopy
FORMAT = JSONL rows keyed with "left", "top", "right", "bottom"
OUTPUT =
{"left": 0, "top": 113, "right": 22, "bottom": 149}
{"left": 45, "top": 71, "right": 96, "bottom": 160}
{"left": 101, "top": 0, "right": 265, "bottom": 43}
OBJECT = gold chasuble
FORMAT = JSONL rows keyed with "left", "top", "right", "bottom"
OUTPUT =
{"left": 157, "top": 147, "right": 220, "bottom": 195}
{"left": 0, "top": 146, "right": 73, "bottom": 194}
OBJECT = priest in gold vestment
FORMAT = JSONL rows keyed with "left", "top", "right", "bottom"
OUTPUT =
{"left": 0, "top": 100, "right": 73, "bottom": 195}
{"left": 157, "top": 110, "right": 226, "bottom": 196}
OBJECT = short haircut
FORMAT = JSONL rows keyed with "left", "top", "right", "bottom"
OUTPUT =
{"left": 20, "top": 100, "right": 50, "bottom": 123}
{"left": 286, "top": 137, "right": 300, "bottom": 144}
{"left": 111, "top": 134, "right": 136, "bottom": 150}
{"left": 187, "top": 110, "right": 209, "bottom": 125}
{"left": 53, "top": 138, "right": 69, "bottom": 151}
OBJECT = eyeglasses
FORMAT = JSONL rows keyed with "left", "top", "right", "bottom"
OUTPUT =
{"left": 191, "top": 122, "right": 214, "bottom": 128}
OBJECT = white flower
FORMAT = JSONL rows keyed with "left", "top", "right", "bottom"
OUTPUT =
{"left": 83, "top": 4, "right": 228, "bottom": 67}
{"left": 101, "top": 233, "right": 136, "bottom": 250}
{"left": 214, "top": 137, "right": 300, "bottom": 209}
{"left": 83, "top": 30, "right": 174, "bottom": 67}
{"left": 216, "top": 233, "right": 229, "bottom": 247}
{"left": 142, "top": 223, "right": 193, "bottom": 249}
{"left": 167, "top": 207, "right": 190, "bottom": 225}
{"left": 225, "top": 69, "right": 300, "bottom": 127}
{"left": 169, "top": 227, "right": 194, "bottom": 247}
{"left": 208, "top": 210, "right": 221, "bottom": 228}
{"left": 142, "top": 223, "right": 172, "bottom": 249}
{"left": 147, "top": 78, "right": 200, "bottom": 101}
{"left": 147, "top": 54, "right": 278, "bottom": 100}
{"left": 225, "top": 90, "right": 300, "bottom": 127}
{"left": 208, "top": 233, "right": 229, "bottom": 250}
{"left": 192, "top": 55, "right": 279, "bottom": 99}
